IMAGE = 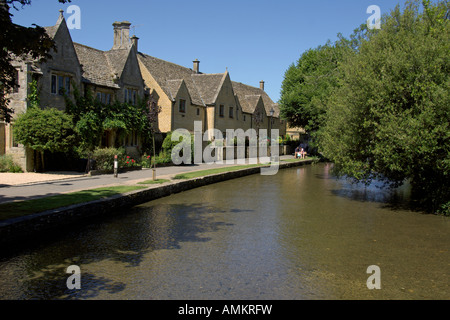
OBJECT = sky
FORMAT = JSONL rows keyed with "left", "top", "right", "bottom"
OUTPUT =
{"left": 10, "top": 0, "right": 410, "bottom": 103}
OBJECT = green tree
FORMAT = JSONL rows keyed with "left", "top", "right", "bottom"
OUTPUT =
{"left": 13, "top": 107, "right": 76, "bottom": 171}
{"left": 0, "top": 0, "right": 71, "bottom": 122}
{"left": 318, "top": 0, "right": 450, "bottom": 213}
{"left": 279, "top": 36, "right": 355, "bottom": 134}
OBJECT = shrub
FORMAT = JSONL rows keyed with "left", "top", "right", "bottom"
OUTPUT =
{"left": 0, "top": 155, "right": 23, "bottom": 173}
{"left": 162, "top": 131, "right": 194, "bottom": 165}
{"left": 91, "top": 147, "right": 125, "bottom": 171}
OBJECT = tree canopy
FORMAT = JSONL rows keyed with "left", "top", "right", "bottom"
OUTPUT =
{"left": 281, "top": 0, "right": 449, "bottom": 214}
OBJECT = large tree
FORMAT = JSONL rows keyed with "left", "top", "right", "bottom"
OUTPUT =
{"left": 0, "top": 0, "right": 71, "bottom": 122}
{"left": 279, "top": 36, "right": 355, "bottom": 134}
{"left": 318, "top": 0, "right": 450, "bottom": 213}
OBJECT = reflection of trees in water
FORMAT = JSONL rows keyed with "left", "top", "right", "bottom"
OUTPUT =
{"left": 330, "top": 178, "right": 413, "bottom": 211}
{"left": 0, "top": 203, "right": 249, "bottom": 300}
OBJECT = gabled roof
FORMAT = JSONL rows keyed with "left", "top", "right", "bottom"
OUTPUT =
{"left": 104, "top": 48, "right": 130, "bottom": 79}
{"left": 239, "top": 95, "right": 262, "bottom": 114}
{"left": 44, "top": 11, "right": 64, "bottom": 39}
{"left": 232, "top": 81, "right": 280, "bottom": 118}
{"left": 138, "top": 53, "right": 204, "bottom": 105}
{"left": 74, "top": 43, "right": 120, "bottom": 89}
{"left": 166, "top": 79, "right": 184, "bottom": 99}
{"left": 191, "top": 73, "right": 227, "bottom": 106}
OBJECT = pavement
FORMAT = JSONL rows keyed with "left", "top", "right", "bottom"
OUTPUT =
{"left": 0, "top": 156, "right": 295, "bottom": 204}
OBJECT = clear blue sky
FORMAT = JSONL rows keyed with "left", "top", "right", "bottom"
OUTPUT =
{"left": 11, "top": 0, "right": 410, "bottom": 103}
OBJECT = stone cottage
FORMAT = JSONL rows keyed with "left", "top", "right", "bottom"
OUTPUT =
{"left": 2, "top": 11, "right": 286, "bottom": 172}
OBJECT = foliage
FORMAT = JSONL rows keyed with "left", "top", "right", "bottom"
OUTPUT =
{"left": 0, "top": 0, "right": 71, "bottom": 122}
{"left": 65, "top": 86, "right": 152, "bottom": 153}
{"left": 279, "top": 36, "right": 356, "bottom": 134}
{"left": 91, "top": 147, "right": 124, "bottom": 171}
{"left": 0, "top": 154, "right": 23, "bottom": 172}
{"left": 317, "top": 0, "right": 450, "bottom": 212}
{"left": 13, "top": 107, "right": 76, "bottom": 153}
{"left": 91, "top": 147, "right": 143, "bottom": 171}
{"left": 162, "top": 131, "right": 194, "bottom": 164}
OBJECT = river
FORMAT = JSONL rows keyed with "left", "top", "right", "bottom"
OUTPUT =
{"left": 0, "top": 163, "right": 448, "bottom": 300}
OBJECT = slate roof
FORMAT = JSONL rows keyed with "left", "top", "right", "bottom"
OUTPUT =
{"left": 137, "top": 53, "right": 204, "bottom": 106}
{"left": 191, "top": 73, "right": 227, "bottom": 106}
{"left": 138, "top": 53, "right": 281, "bottom": 118}
{"left": 73, "top": 43, "right": 120, "bottom": 89}
{"left": 44, "top": 25, "right": 58, "bottom": 39}
{"left": 239, "top": 95, "right": 262, "bottom": 114}
{"left": 232, "top": 81, "right": 280, "bottom": 118}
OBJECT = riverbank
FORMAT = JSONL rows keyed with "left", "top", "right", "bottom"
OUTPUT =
{"left": 0, "top": 158, "right": 314, "bottom": 248}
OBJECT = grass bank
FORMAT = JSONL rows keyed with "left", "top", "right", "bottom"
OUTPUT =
{"left": 173, "top": 163, "right": 266, "bottom": 180}
{"left": 0, "top": 186, "right": 146, "bottom": 222}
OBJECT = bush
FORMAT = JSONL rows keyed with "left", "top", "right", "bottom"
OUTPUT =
{"left": 0, "top": 155, "right": 23, "bottom": 173}
{"left": 161, "top": 131, "right": 194, "bottom": 165}
{"left": 91, "top": 147, "right": 125, "bottom": 171}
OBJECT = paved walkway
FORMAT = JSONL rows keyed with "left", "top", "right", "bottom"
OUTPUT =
{"left": 0, "top": 156, "right": 296, "bottom": 204}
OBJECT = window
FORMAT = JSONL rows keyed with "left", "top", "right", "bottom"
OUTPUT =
{"left": 219, "top": 105, "right": 224, "bottom": 117}
{"left": 51, "top": 75, "right": 57, "bottom": 95}
{"left": 58, "top": 75, "right": 64, "bottom": 95}
{"left": 243, "top": 115, "right": 246, "bottom": 122}
{"left": 197, "top": 108, "right": 200, "bottom": 116}
{"left": 96, "top": 92, "right": 112, "bottom": 105}
{"left": 179, "top": 99, "right": 186, "bottom": 113}
{"left": 65, "top": 77, "right": 71, "bottom": 95}
{"left": 13, "top": 69, "right": 19, "bottom": 93}
{"left": 10, "top": 125, "right": 19, "bottom": 148}
{"left": 124, "top": 88, "right": 138, "bottom": 105}
{"left": 51, "top": 74, "right": 71, "bottom": 95}
{"left": 229, "top": 107, "right": 234, "bottom": 119}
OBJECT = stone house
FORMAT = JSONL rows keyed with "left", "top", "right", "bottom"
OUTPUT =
{"left": 74, "top": 21, "right": 146, "bottom": 154}
{"left": 1, "top": 10, "right": 82, "bottom": 171}
{"left": 2, "top": 11, "right": 286, "bottom": 171}
{"left": 138, "top": 53, "right": 286, "bottom": 142}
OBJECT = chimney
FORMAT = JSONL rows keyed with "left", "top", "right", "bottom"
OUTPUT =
{"left": 131, "top": 35, "right": 139, "bottom": 52}
{"left": 260, "top": 80, "right": 265, "bottom": 91}
{"left": 193, "top": 59, "right": 200, "bottom": 74}
{"left": 112, "top": 21, "right": 132, "bottom": 50}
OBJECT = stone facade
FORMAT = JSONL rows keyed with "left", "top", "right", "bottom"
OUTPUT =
{"left": 4, "top": 11, "right": 287, "bottom": 172}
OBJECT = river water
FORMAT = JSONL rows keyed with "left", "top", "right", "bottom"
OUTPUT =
{"left": 0, "top": 163, "right": 448, "bottom": 300}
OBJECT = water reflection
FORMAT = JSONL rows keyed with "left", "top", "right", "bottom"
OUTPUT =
{"left": 0, "top": 163, "right": 448, "bottom": 300}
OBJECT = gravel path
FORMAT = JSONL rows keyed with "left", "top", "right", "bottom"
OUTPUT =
{"left": 0, "top": 172, "right": 87, "bottom": 186}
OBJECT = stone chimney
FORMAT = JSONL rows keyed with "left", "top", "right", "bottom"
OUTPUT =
{"left": 260, "top": 80, "right": 265, "bottom": 91}
{"left": 193, "top": 59, "right": 200, "bottom": 74}
{"left": 112, "top": 21, "right": 132, "bottom": 50}
{"left": 131, "top": 35, "right": 139, "bottom": 52}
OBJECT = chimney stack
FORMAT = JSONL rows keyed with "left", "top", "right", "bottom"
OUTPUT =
{"left": 193, "top": 59, "right": 200, "bottom": 74}
{"left": 131, "top": 35, "right": 139, "bottom": 52}
{"left": 260, "top": 80, "right": 265, "bottom": 91}
{"left": 112, "top": 21, "right": 132, "bottom": 50}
